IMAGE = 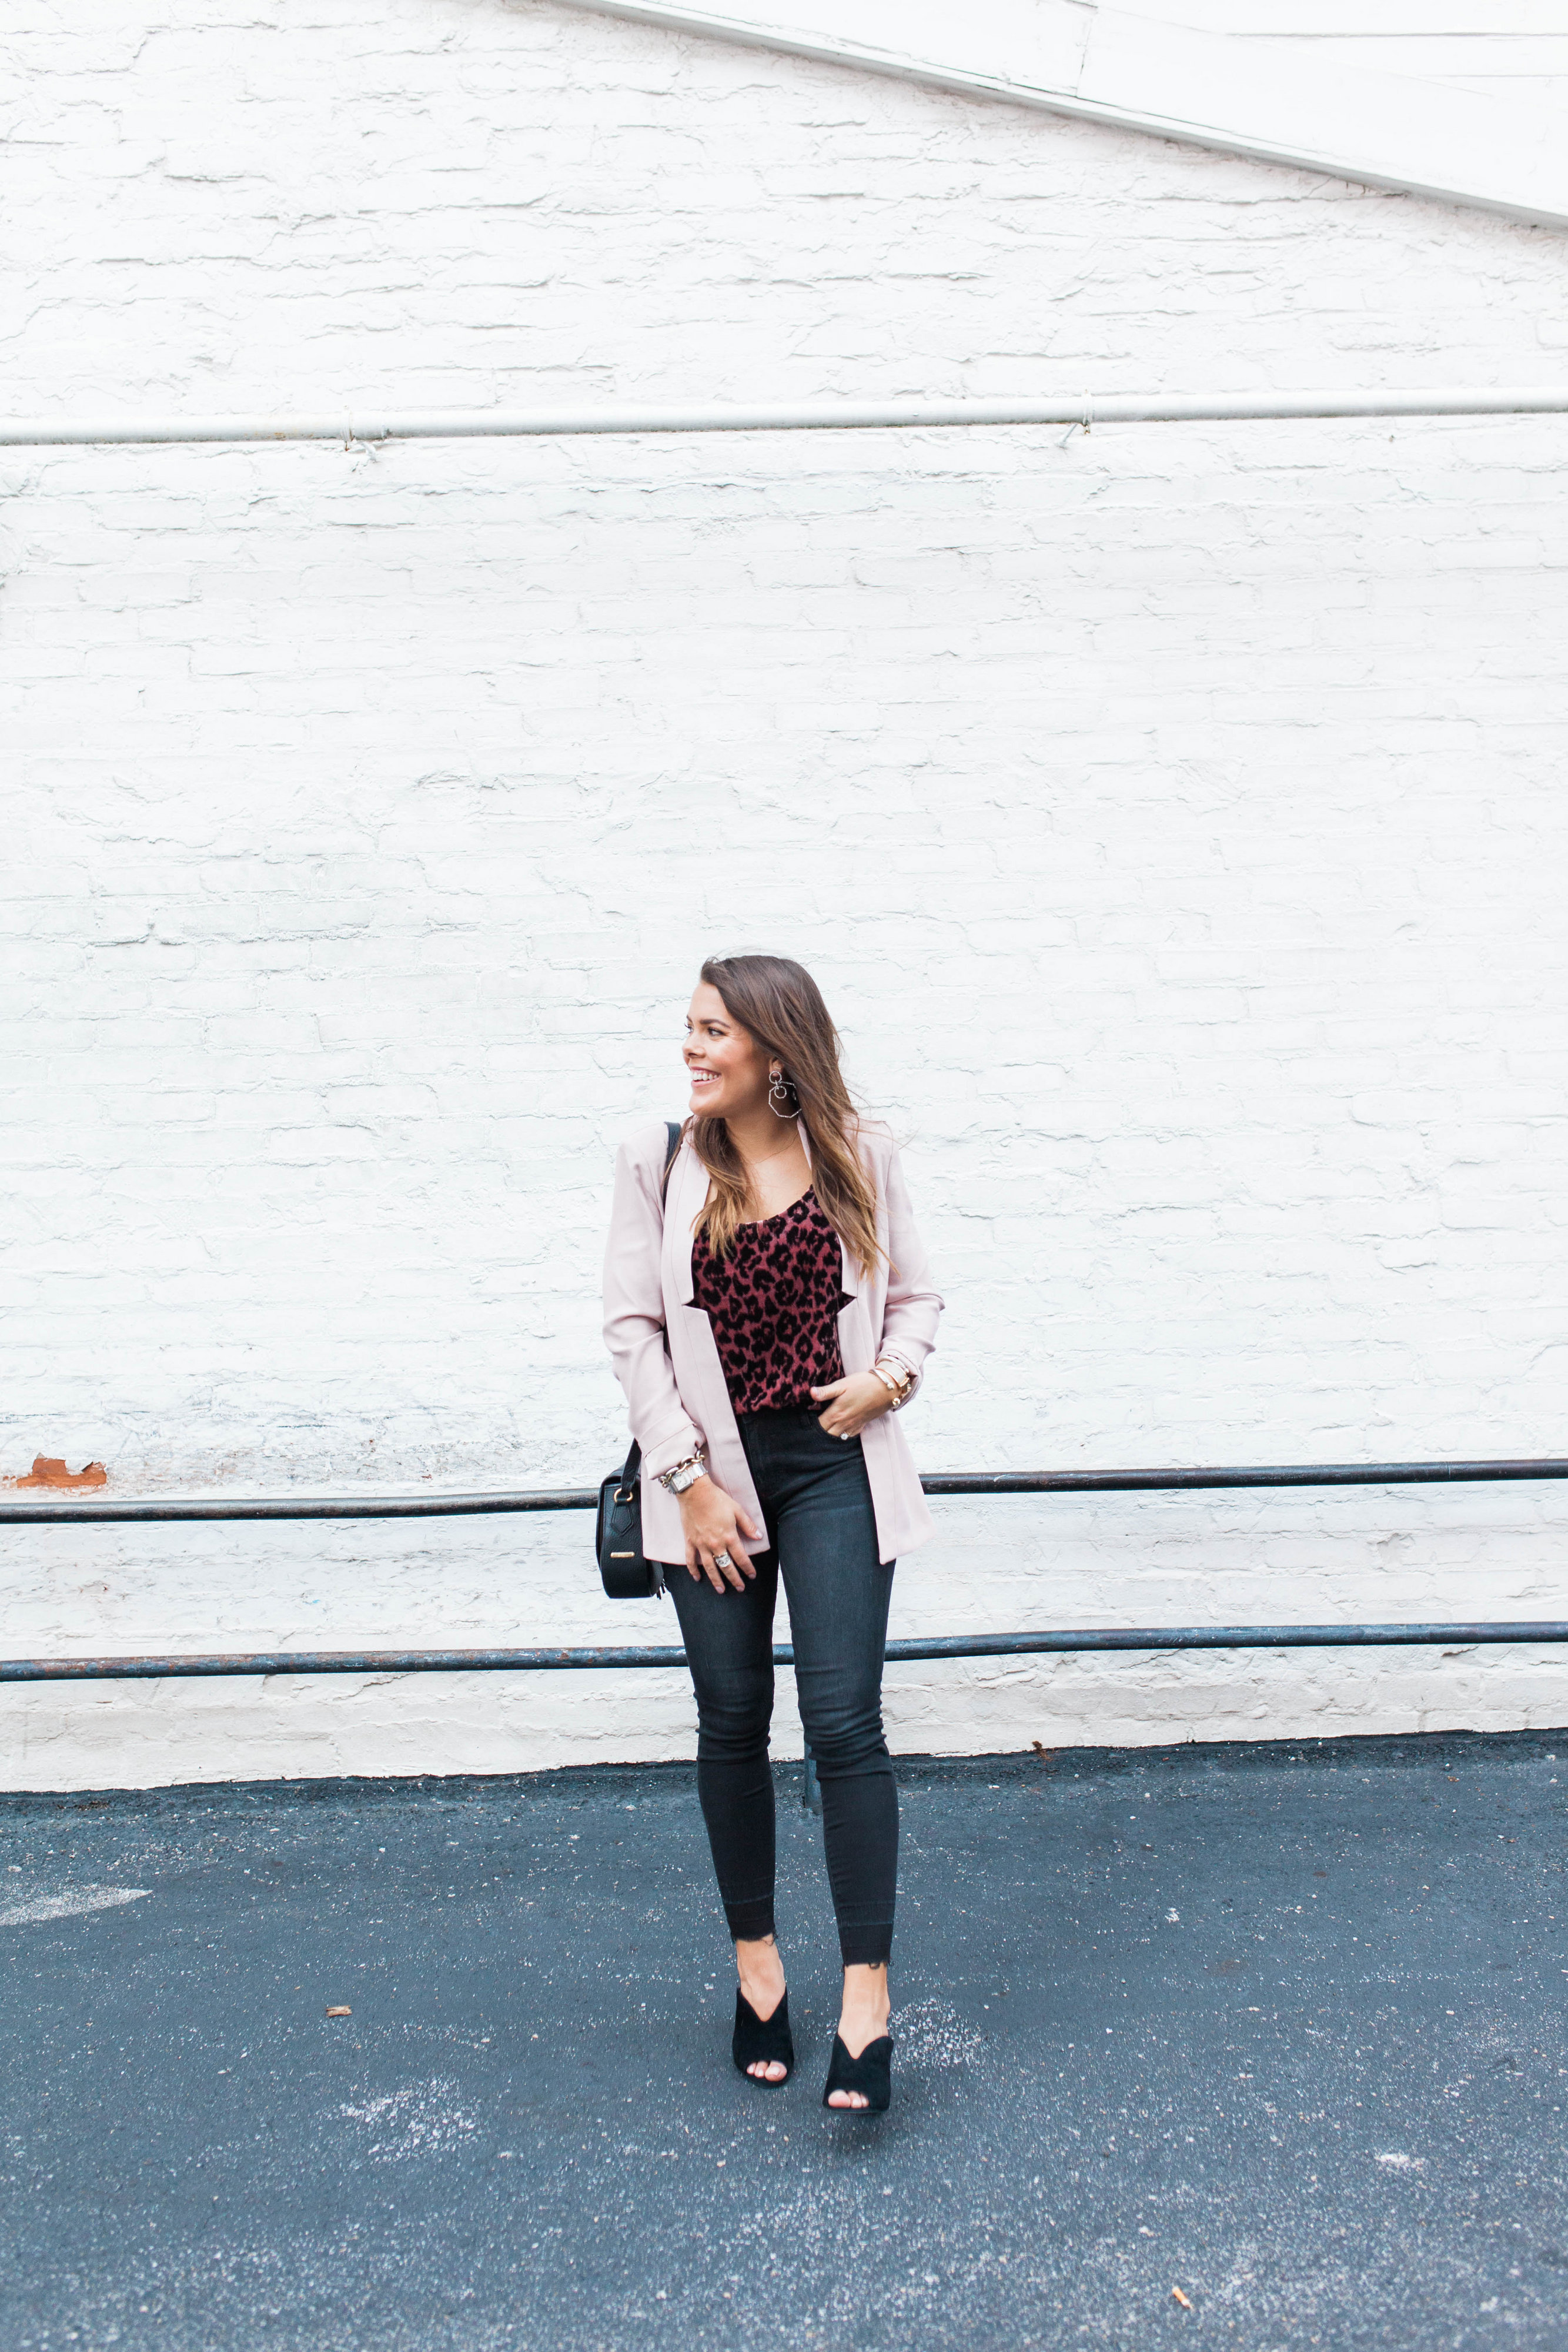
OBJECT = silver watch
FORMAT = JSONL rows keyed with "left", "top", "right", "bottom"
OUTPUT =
{"left": 660, "top": 1456, "right": 707, "bottom": 1496}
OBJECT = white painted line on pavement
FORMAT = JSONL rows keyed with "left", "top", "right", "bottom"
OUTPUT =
{"left": 0, "top": 1886, "right": 152, "bottom": 1926}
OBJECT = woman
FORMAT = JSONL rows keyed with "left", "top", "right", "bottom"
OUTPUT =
{"left": 603, "top": 954, "right": 942, "bottom": 2114}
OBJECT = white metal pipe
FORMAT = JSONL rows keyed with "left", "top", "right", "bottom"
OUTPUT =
{"left": 1, "top": 387, "right": 1567, "bottom": 452}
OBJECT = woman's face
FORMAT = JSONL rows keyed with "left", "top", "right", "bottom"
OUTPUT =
{"left": 684, "top": 981, "right": 771, "bottom": 1121}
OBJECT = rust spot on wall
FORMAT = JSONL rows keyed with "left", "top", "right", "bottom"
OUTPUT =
{"left": 6, "top": 1456, "right": 108, "bottom": 1489}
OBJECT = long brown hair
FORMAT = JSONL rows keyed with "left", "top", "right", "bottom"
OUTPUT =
{"left": 691, "top": 954, "right": 883, "bottom": 1274}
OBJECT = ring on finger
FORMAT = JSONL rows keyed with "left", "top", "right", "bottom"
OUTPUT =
{"left": 713, "top": 1549, "right": 734, "bottom": 1570}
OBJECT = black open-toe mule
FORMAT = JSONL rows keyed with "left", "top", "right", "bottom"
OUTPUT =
{"left": 733, "top": 1988, "right": 794, "bottom": 2086}
{"left": 821, "top": 2032, "right": 892, "bottom": 2114}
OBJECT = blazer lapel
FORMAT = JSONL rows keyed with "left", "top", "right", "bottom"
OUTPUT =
{"left": 668, "top": 1135, "right": 707, "bottom": 1305}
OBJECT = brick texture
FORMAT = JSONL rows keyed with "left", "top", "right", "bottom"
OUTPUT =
{"left": 3, "top": 0, "right": 1566, "bottom": 1786}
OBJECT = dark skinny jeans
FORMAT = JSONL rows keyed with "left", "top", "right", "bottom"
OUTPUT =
{"left": 668, "top": 1406, "right": 898, "bottom": 1967}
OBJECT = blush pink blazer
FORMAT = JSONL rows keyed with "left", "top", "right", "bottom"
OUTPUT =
{"left": 603, "top": 1120, "right": 944, "bottom": 1565}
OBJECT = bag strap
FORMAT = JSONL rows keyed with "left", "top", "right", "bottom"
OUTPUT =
{"left": 660, "top": 1118, "right": 682, "bottom": 1202}
{"left": 622, "top": 1121, "right": 685, "bottom": 1486}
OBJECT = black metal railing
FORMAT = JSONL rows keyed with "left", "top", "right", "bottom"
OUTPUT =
{"left": 2, "top": 1456, "right": 1565, "bottom": 1682}
{"left": 2, "top": 1455, "right": 1564, "bottom": 1526}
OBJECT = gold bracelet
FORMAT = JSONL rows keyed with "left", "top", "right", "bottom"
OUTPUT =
{"left": 871, "top": 1359, "right": 914, "bottom": 1406}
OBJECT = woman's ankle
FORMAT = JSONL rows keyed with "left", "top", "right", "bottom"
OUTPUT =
{"left": 735, "top": 1933, "right": 786, "bottom": 2004}
{"left": 837, "top": 1959, "right": 890, "bottom": 2043}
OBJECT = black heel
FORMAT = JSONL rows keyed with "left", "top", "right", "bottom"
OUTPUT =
{"left": 733, "top": 1989, "right": 794, "bottom": 2086}
{"left": 821, "top": 2032, "right": 892, "bottom": 2114}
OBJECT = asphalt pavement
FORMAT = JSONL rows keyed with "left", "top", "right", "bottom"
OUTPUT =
{"left": 4, "top": 1728, "right": 1567, "bottom": 2350}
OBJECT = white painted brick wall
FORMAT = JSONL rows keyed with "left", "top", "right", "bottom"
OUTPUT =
{"left": 4, "top": 0, "right": 1567, "bottom": 1789}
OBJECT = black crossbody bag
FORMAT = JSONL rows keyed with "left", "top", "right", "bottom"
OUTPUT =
{"left": 597, "top": 1121, "right": 684, "bottom": 1599}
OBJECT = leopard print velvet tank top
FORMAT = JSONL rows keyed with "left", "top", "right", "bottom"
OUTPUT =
{"left": 690, "top": 1188, "right": 850, "bottom": 1415}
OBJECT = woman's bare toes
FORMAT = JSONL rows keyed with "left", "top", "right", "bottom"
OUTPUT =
{"left": 827, "top": 2089, "right": 867, "bottom": 2110}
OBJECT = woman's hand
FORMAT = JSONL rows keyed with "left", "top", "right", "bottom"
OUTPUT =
{"left": 678, "top": 1476, "right": 760, "bottom": 1593}
{"left": 810, "top": 1372, "right": 895, "bottom": 1441}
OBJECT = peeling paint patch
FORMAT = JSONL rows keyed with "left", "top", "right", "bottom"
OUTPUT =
{"left": 6, "top": 1457, "right": 107, "bottom": 1490}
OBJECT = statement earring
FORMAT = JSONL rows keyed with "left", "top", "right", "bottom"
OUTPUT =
{"left": 768, "top": 1069, "right": 795, "bottom": 1118}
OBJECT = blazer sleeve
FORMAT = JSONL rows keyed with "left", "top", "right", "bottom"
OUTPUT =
{"left": 603, "top": 1131, "right": 704, "bottom": 1479}
{"left": 877, "top": 1140, "right": 944, "bottom": 1398}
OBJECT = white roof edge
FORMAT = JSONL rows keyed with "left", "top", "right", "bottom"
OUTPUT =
{"left": 551, "top": 0, "right": 1568, "bottom": 230}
